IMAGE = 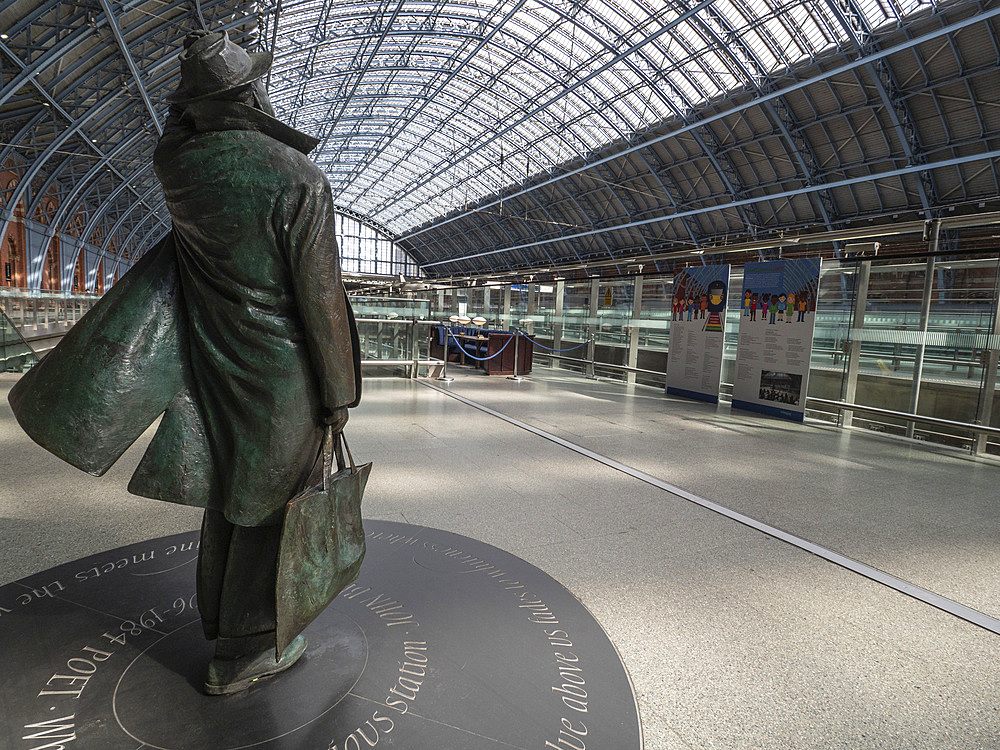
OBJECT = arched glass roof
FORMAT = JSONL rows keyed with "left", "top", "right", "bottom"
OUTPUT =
{"left": 265, "top": 0, "right": 935, "bottom": 235}
{"left": 3, "top": 0, "right": 998, "bottom": 286}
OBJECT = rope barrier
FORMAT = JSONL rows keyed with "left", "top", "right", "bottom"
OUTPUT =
{"left": 519, "top": 333, "right": 589, "bottom": 353}
{"left": 447, "top": 330, "right": 514, "bottom": 361}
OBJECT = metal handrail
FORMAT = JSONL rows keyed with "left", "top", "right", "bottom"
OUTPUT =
{"left": 361, "top": 359, "right": 439, "bottom": 366}
{"left": 804, "top": 397, "right": 1000, "bottom": 438}
{"left": 537, "top": 348, "right": 999, "bottom": 440}
{"left": 535, "top": 350, "right": 666, "bottom": 377}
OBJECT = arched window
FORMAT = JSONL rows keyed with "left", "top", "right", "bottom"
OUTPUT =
{"left": 334, "top": 211, "right": 419, "bottom": 277}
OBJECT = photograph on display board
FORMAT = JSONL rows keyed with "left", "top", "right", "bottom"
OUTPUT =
{"left": 666, "top": 264, "right": 730, "bottom": 403}
{"left": 731, "top": 257, "right": 821, "bottom": 421}
{"left": 758, "top": 370, "right": 803, "bottom": 407}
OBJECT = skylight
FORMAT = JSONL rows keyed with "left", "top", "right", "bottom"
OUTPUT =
{"left": 264, "top": 0, "right": 936, "bottom": 235}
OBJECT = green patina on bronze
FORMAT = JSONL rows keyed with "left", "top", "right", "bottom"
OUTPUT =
{"left": 8, "top": 235, "right": 201, "bottom": 481}
{"left": 276, "top": 433, "right": 370, "bottom": 657}
{"left": 8, "top": 30, "right": 369, "bottom": 694}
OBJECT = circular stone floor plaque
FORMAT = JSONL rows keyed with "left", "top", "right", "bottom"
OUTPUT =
{"left": 1, "top": 521, "right": 642, "bottom": 749}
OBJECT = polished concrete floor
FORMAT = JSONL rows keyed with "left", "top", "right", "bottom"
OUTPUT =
{"left": 3, "top": 366, "right": 1000, "bottom": 748}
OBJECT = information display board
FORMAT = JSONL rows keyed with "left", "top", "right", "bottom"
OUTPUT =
{"left": 666, "top": 264, "right": 731, "bottom": 403}
{"left": 731, "top": 258, "right": 821, "bottom": 421}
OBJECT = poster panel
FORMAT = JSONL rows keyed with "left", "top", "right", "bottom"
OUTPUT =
{"left": 665, "top": 264, "right": 731, "bottom": 403}
{"left": 731, "top": 258, "right": 822, "bottom": 422}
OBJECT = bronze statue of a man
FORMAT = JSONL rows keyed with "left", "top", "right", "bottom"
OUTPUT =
{"left": 8, "top": 30, "right": 362, "bottom": 695}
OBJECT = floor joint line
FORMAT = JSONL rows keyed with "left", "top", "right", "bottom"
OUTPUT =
{"left": 419, "top": 379, "right": 1000, "bottom": 636}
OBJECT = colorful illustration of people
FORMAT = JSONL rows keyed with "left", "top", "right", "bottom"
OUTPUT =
{"left": 674, "top": 272, "right": 733, "bottom": 330}
{"left": 704, "top": 280, "right": 727, "bottom": 332}
{"left": 749, "top": 289, "right": 814, "bottom": 324}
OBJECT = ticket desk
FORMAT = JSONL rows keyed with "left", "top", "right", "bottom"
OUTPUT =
{"left": 430, "top": 326, "right": 533, "bottom": 376}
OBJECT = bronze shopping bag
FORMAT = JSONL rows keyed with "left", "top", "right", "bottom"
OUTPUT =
{"left": 275, "top": 428, "right": 370, "bottom": 657}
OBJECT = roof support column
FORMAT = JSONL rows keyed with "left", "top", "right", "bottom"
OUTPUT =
{"left": 587, "top": 277, "right": 599, "bottom": 379}
{"left": 553, "top": 278, "right": 565, "bottom": 367}
{"left": 626, "top": 275, "right": 643, "bottom": 386}
{"left": 906, "top": 222, "right": 939, "bottom": 438}
{"left": 841, "top": 260, "right": 872, "bottom": 428}
{"left": 975, "top": 256, "right": 1000, "bottom": 455}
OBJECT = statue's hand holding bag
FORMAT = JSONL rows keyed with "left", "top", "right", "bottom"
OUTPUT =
{"left": 275, "top": 427, "right": 370, "bottom": 657}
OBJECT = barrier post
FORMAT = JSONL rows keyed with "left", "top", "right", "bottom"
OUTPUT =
{"left": 436, "top": 327, "right": 454, "bottom": 382}
{"left": 507, "top": 329, "right": 524, "bottom": 382}
{"left": 410, "top": 318, "right": 419, "bottom": 379}
{"left": 586, "top": 332, "right": 598, "bottom": 379}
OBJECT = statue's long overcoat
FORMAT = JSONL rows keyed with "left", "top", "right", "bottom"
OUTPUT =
{"left": 8, "top": 101, "right": 361, "bottom": 527}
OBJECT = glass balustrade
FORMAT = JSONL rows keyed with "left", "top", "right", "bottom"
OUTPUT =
{"left": 7, "top": 249, "right": 1000, "bottom": 455}
{"left": 385, "top": 246, "right": 1000, "bottom": 455}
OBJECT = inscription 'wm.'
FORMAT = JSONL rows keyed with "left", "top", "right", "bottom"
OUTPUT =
{"left": 21, "top": 714, "right": 76, "bottom": 750}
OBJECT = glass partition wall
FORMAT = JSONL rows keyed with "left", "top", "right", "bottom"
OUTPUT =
{"left": 386, "top": 245, "right": 1000, "bottom": 457}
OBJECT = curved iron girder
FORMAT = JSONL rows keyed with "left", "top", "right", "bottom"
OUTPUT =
{"left": 0, "top": 27, "right": 94, "bottom": 110}
{"left": 8, "top": 11, "right": 258, "bottom": 275}
{"left": 691, "top": 4, "right": 840, "bottom": 236}
{"left": 25, "top": 151, "right": 92, "bottom": 226}
{"left": 43, "top": 131, "right": 150, "bottom": 240}
{"left": 630, "top": 147, "right": 702, "bottom": 248}
{"left": 279, "top": 0, "right": 345, "bottom": 122}
{"left": 0, "top": 110, "right": 50, "bottom": 208}
{"left": 522, "top": 183, "right": 587, "bottom": 264}
{"left": 293, "top": 75, "right": 579, "bottom": 176}
{"left": 390, "top": 0, "right": 786, "bottom": 238}
{"left": 402, "top": 5, "right": 1000, "bottom": 245}
{"left": 422, "top": 143, "right": 1000, "bottom": 269}
{"left": 0, "top": 97, "right": 121, "bottom": 270}
{"left": 106, "top": 200, "right": 163, "bottom": 268}
{"left": 592, "top": 162, "right": 656, "bottom": 258}
{"left": 26, "top": 108, "right": 155, "bottom": 226}
{"left": 330, "top": 58, "right": 617, "bottom": 213}
{"left": 825, "top": 0, "right": 938, "bottom": 217}
{"left": 100, "top": 183, "right": 162, "bottom": 256}
{"left": 97, "top": 0, "right": 163, "bottom": 136}
{"left": 307, "top": 0, "right": 409, "bottom": 148}
{"left": 544, "top": 171, "right": 618, "bottom": 263}
{"left": 67, "top": 182, "right": 164, "bottom": 292}
{"left": 366, "top": 0, "right": 715, "bottom": 218}
{"left": 0, "top": 38, "right": 167, "bottom": 257}
{"left": 77, "top": 164, "right": 156, "bottom": 254}
{"left": 294, "top": 43, "right": 615, "bottom": 191}
{"left": 338, "top": 0, "right": 533, "bottom": 211}
{"left": 92, "top": 196, "right": 168, "bottom": 268}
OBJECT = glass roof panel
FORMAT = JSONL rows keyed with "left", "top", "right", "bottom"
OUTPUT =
{"left": 265, "top": 0, "right": 941, "bottom": 235}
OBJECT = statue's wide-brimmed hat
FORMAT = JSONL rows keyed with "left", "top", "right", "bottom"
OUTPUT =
{"left": 168, "top": 30, "right": 272, "bottom": 104}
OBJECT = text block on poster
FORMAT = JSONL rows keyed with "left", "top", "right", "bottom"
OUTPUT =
{"left": 666, "top": 264, "right": 731, "bottom": 404}
{"left": 732, "top": 258, "right": 822, "bottom": 422}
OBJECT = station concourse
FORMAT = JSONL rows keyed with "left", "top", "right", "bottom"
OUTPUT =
{"left": 4, "top": 364, "right": 1000, "bottom": 747}
{"left": 3, "top": 0, "right": 1000, "bottom": 746}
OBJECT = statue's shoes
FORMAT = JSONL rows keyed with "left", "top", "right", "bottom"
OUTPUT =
{"left": 203, "top": 635, "right": 307, "bottom": 695}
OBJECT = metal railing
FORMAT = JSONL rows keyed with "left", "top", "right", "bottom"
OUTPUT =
{"left": 355, "top": 317, "right": 443, "bottom": 377}
{"left": 529, "top": 339, "right": 997, "bottom": 455}
{"left": 0, "top": 291, "right": 97, "bottom": 333}
{"left": 804, "top": 398, "right": 1000, "bottom": 439}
